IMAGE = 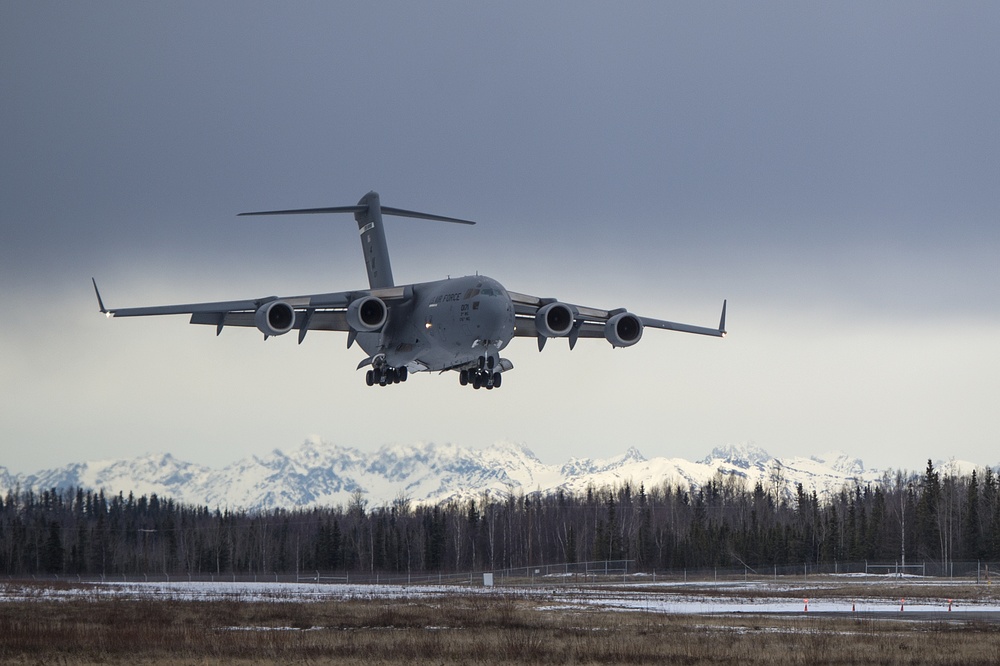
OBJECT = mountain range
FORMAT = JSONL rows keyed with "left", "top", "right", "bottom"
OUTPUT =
{"left": 0, "top": 439, "right": 985, "bottom": 513}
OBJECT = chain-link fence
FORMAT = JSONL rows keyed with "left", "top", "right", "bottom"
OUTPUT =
{"left": 7, "top": 560, "right": 1000, "bottom": 587}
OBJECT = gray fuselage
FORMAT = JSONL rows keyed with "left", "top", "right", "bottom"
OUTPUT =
{"left": 355, "top": 275, "right": 515, "bottom": 373}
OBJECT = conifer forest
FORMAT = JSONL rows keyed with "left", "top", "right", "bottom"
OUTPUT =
{"left": 3, "top": 461, "right": 999, "bottom": 578}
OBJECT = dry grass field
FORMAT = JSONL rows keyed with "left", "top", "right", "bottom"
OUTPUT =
{"left": 2, "top": 579, "right": 1000, "bottom": 665}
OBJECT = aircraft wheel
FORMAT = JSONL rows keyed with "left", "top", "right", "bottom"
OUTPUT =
{"left": 487, "top": 355, "right": 495, "bottom": 370}
{"left": 459, "top": 370, "right": 469, "bottom": 386}
{"left": 473, "top": 373, "right": 483, "bottom": 389}
{"left": 399, "top": 367, "right": 408, "bottom": 382}
{"left": 493, "top": 372, "right": 502, "bottom": 388}
{"left": 366, "top": 370, "right": 374, "bottom": 386}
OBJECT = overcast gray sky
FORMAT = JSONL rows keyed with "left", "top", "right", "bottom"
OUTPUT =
{"left": 2, "top": 2, "right": 998, "bottom": 476}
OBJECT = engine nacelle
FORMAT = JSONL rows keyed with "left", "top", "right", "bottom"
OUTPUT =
{"left": 346, "top": 296, "right": 387, "bottom": 332}
{"left": 604, "top": 312, "right": 643, "bottom": 347}
{"left": 255, "top": 300, "right": 295, "bottom": 337}
{"left": 535, "top": 302, "right": 576, "bottom": 338}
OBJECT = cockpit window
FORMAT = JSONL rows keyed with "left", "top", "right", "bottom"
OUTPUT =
{"left": 463, "top": 286, "right": 501, "bottom": 299}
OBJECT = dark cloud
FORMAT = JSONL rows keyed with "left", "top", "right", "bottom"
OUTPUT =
{"left": 2, "top": 2, "right": 998, "bottom": 474}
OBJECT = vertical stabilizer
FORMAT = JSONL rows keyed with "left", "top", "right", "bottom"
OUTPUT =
{"left": 354, "top": 191, "right": 394, "bottom": 289}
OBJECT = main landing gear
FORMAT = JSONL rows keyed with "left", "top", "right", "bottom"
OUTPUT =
{"left": 365, "top": 365, "right": 408, "bottom": 387}
{"left": 459, "top": 355, "right": 502, "bottom": 390}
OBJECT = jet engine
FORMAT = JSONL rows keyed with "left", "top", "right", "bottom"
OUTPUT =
{"left": 535, "top": 302, "right": 576, "bottom": 338}
{"left": 346, "top": 296, "right": 388, "bottom": 332}
{"left": 255, "top": 300, "right": 295, "bottom": 337}
{"left": 604, "top": 312, "right": 643, "bottom": 347}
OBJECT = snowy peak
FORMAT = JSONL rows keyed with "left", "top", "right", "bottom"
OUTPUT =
{"left": 700, "top": 442, "right": 772, "bottom": 469}
{"left": 1, "top": 439, "right": 941, "bottom": 513}
{"left": 559, "top": 446, "right": 647, "bottom": 477}
{"left": 810, "top": 451, "right": 865, "bottom": 476}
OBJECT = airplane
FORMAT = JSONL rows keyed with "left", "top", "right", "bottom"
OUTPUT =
{"left": 93, "top": 191, "right": 726, "bottom": 390}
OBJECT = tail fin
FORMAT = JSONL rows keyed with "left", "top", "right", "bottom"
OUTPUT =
{"left": 354, "top": 191, "right": 394, "bottom": 288}
{"left": 239, "top": 191, "right": 474, "bottom": 290}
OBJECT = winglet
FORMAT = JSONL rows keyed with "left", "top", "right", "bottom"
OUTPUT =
{"left": 92, "top": 278, "right": 110, "bottom": 316}
{"left": 719, "top": 299, "right": 727, "bottom": 336}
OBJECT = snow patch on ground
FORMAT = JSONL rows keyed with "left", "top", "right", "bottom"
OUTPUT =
{"left": 3, "top": 579, "right": 998, "bottom": 616}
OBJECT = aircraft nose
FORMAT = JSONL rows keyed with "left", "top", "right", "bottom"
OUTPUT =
{"left": 477, "top": 293, "right": 514, "bottom": 340}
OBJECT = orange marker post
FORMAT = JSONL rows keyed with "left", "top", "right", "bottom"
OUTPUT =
{"left": 900, "top": 598, "right": 905, "bottom": 612}
{"left": 804, "top": 598, "right": 809, "bottom": 613}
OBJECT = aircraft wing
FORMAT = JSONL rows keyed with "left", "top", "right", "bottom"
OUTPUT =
{"left": 507, "top": 290, "right": 726, "bottom": 349}
{"left": 92, "top": 278, "right": 407, "bottom": 342}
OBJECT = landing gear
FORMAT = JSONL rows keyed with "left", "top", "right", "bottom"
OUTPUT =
{"left": 460, "top": 367, "right": 503, "bottom": 390}
{"left": 366, "top": 365, "right": 408, "bottom": 387}
{"left": 458, "top": 349, "right": 506, "bottom": 390}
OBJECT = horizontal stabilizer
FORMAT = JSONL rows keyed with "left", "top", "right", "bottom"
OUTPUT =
{"left": 380, "top": 206, "right": 475, "bottom": 225}
{"left": 238, "top": 204, "right": 475, "bottom": 225}
{"left": 238, "top": 206, "right": 365, "bottom": 217}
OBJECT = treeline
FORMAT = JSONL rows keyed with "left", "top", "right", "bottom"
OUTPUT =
{"left": 2, "top": 460, "right": 999, "bottom": 576}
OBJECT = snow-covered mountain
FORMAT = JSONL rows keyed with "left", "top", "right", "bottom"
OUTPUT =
{"left": 0, "top": 439, "right": 984, "bottom": 513}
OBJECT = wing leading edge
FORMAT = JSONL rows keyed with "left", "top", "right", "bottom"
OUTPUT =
{"left": 508, "top": 289, "right": 726, "bottom": 349}
{"left": 92, "top": 278, "right": 406, "bottom": 342}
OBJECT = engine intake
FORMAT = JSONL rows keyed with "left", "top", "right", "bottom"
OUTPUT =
{"left": 347, "top": 296, "right": 387, "bottom": 332}
{"left": 255, "top": 300, "right": 295, "bottom": 337}
{"left": 605, "top": 312, "right": 643, "bottom": 347}
{"left": 535, "top": 302, "right": 576, "bottom": 338}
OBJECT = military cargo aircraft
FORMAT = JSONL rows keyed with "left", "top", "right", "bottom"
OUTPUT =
{"left": 93, "top": 191, "right": 725, "bottom": 389}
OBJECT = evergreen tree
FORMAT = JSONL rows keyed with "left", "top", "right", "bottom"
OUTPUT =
{"left": 963, "top": 470, "right": 982, "bottom": 560}
{"left": 42, "top": 521, "right": 63, "bottom": 574}
{"left": 916, "top": 460, "right": 941, "bottom": 561}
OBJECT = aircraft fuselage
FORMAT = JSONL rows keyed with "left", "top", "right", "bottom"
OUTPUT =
{"left": 356, "top": 275, "right": 515, "bottom": 374}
